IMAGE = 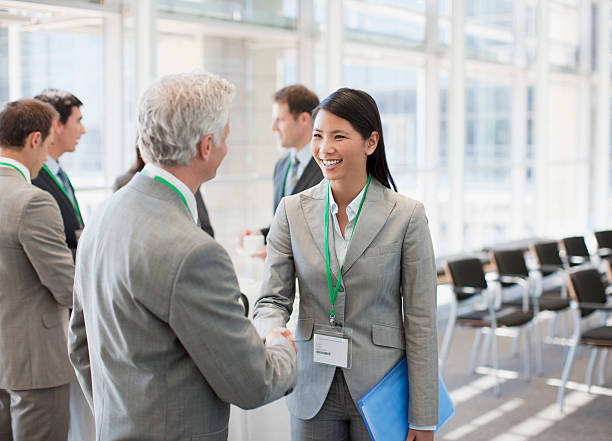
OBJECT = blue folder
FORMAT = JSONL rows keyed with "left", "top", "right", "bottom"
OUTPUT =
{"left": 357, "top": 358, "right": 454, "bottom": 441}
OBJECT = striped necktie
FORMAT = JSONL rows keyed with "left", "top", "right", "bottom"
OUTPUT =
{"left": 286, "top": 157, "right": 300, "bottom": 194}
{"left": 57, "top": 167, "right": 76, "bottom": 206}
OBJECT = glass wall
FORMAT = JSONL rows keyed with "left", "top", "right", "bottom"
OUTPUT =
{"left": 0, "top": 0, "right": 611, "bottom": 260}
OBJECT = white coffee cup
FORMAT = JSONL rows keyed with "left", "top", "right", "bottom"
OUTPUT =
{"left": 243, "top": 234, "right": 264, "bottom": 254}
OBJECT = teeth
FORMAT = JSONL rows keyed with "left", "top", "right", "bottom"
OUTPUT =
{"left": 322, "top": 159, "right": 341, "bottom": 166}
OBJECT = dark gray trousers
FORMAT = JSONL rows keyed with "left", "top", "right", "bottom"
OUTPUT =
{"left": 291, "top": 368, "right": 371, "bottom": 441}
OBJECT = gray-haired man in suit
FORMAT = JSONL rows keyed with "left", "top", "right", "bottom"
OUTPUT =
{"left": 0, "top": 99, "right": 76, "bottom": 441}
{"left": 68, "top": 73, "right": 298, "bottom": 441}
{"left": 239, "top": 84, "right": 323, "bottom": 258}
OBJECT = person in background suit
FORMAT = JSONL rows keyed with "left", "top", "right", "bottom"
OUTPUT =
{"left": 32, "top": 89, "right": 86, "bottom": 259}
{"left": 239, "top": 84, "right": 323, "bottom": 258}
{"left": 69, "top": 72, "right": 298, "bottom": 441}
{"left": 113, "top": 146, "right": 215, "bottom": 237}
{"left": 32, "top": 89, "right": 94, "bottom": 441}
{"left": 0, "top": 99, "right": 75, "bottom": 441}
{"left": 253, "top": 88, "right": 439, "bottom": 441}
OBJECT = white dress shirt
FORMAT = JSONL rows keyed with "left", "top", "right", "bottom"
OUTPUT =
{"left": 0, "top": 156, "right": 31, "bottom": 183}
{"left": 142, "top": 163, "right": 199, "bottom": 225}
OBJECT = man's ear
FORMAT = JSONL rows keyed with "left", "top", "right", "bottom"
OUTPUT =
{"left": 54, "top": 118, "right": 64, "bottom": 135}
{"left": 298, "top": 112, "right": 311, "bottom": 126}
{"left": 26, "top": 131, "right": 42, "bottom": 150}
{"left": 197, "top": 134, "right": 214, "bottom": 161}
{"left": 365, "top": 131, "right": 379, "bottom": 156}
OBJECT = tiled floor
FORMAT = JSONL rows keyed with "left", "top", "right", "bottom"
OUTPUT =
{"left": 437, "top": 317, "right": 612, "bottom": 441}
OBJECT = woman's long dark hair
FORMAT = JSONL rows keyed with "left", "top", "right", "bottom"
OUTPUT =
{"left": 312, "top": 88, "right": 397, "bottom": 191}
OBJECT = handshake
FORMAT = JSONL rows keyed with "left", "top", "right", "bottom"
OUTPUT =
{"left": 263, "top": 327, "right": 297, "bottom": 353}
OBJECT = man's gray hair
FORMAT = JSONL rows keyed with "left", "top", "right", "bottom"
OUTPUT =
{"left": 137, "top": 72, "right": 235, "bottom": 166}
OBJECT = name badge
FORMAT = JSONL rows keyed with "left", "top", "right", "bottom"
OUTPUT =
{"left": 313, "top": 325, "right": 352, "bottom": 369}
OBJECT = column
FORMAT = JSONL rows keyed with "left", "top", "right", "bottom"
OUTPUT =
{"left": 298, "top": 0, "right": 315, "bottom": 88}
{"left": 534, "top": 0, "right": 549, "bottom": 234}
{"left": 448, "top": 0, "right": 466, "bottom": 252}
{"left": 511, "top": 0, "right": 527, "bottom": 238}
{"left": 103, "top": 13, "right": 126, "bottom": 185}
{"left": 326, "top": 0, "right": 343, "bottom": 92}
{"left": 593, "top": 0, "right": 610, "bottom": 229}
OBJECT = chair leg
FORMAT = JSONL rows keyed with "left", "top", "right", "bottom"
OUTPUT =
{"left": 557, "top": 342, "right": 578, "bottom": 412}
{"left": 598, "top": 348, "right": 608, "bottom": 385}
{"left": 491, "top": 328, "right": 501, "bottom": 396}
{"left": 597, "top": 348, "right": 608, "bottom": 386}
{"left": 523, "top": 324, "right": 531, "bottom": 382}
{"left": 513, "top": 328, "right": 521, "bottom": 358}
{"left": 533, "top": 317, "right": 543, "bottom": 376}
{"left": 549, "top": 311, "right": 559, "bottom": 338}
{"left": 480, "top": 329, "right": 492, "bottom": 367}
{"left": 439, "top": 307, "right": 457, "bottom": 374}
{"left": 585, "top": 348, "right": 599, "bottom": 393}
{"left": 562, "top": 310, "right": 570, "bottom": 358}
{"left": 470, "top": 328, "right": 483, "bottom": 374}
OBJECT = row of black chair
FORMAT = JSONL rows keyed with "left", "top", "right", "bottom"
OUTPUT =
{"left": 439, "top": 233, "right": 612, "bottom": 406}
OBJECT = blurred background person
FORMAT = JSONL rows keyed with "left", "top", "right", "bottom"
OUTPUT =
{"left": 32, "top": 89, "right": 86, "bottom": 259}
{"left": 239, "top": 84, "right": 322, "bottom": 259}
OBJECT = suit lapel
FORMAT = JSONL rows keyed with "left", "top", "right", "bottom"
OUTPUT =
{"left": 300, "top": 181, "right": 340, "bottom": 280}
{"left": 293, "top": 157, "right": 322, "bottom": 195}
{"left": 273, "top": 154, "right": 291, "bottom": 213}
{"left": 342, "top": 180, "right": 396, "bottom": 275}
{"left": 40, "top": 167, "right": 74, "bottom": 211}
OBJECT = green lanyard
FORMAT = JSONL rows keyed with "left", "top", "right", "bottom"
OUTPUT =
{"left": 141, "top": 170, "right": 190, "bottom": 212}
{"left": 41, "top": 164, "right": 84, "bottom": 227}
{"left": 325, "top": 175, "right": 370, "bottom": 327}
{"left": 281, "top": 158, "right": 293, "bottom": 198}
{"left": 0, "top": 162, "right": 28, "bottom": 182}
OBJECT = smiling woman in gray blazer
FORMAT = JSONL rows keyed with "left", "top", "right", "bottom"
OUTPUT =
{"left": 254, "top": 88, "right": 439, "bottom": 441}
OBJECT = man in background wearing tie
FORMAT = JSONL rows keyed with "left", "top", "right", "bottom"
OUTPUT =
{"left": 32, "top": 89, "right": 86, "bottom": 259}
{"left": 0, "top": 99, "right": 75, "bottom": 441}
{"left": 32, "top": 89, "right": 94, "bottom": 440}
{"left": 239, "top": 84, "right": 322, "bottom": 258}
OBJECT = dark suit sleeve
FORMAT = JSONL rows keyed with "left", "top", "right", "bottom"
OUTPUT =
{"left": 19, "top": 192, "right": 74, "bottom": 307}
{"left": 168, "top": 240, "right": 297, "bottom": 409}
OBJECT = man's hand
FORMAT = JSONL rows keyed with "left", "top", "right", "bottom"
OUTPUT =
{"left": 263, "top": 327, "right": 297, "bottom": 353}
{"left": 406, "top": 429, "right": 434, "bottom": 441}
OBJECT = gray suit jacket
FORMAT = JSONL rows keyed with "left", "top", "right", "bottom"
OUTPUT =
{"left": 0, "top": 167, "right": 75, "bottom": 390}
{"left": 69, "top": 173, "right": 297, "bottom": 441}
{"left": 253, "top": 179, "right": 439, "bottom": 426}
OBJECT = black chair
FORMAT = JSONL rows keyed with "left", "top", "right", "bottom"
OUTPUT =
{"left": 491, "top": 249, "right": 572, "bottom": 375}
{"left": 531, "top": 241, "right": 565, "bottom": 275}
{"left": 560, "top": 236, "right": 591, "bottom": 267}
{"left": 557, "top": 267, "right": 612, "bottom": 411}
{"left": 440, "top": 257, "right": 536, "bottom": 395}
{"left": 594, "top": 230, "right": 612, "bottom": 257}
